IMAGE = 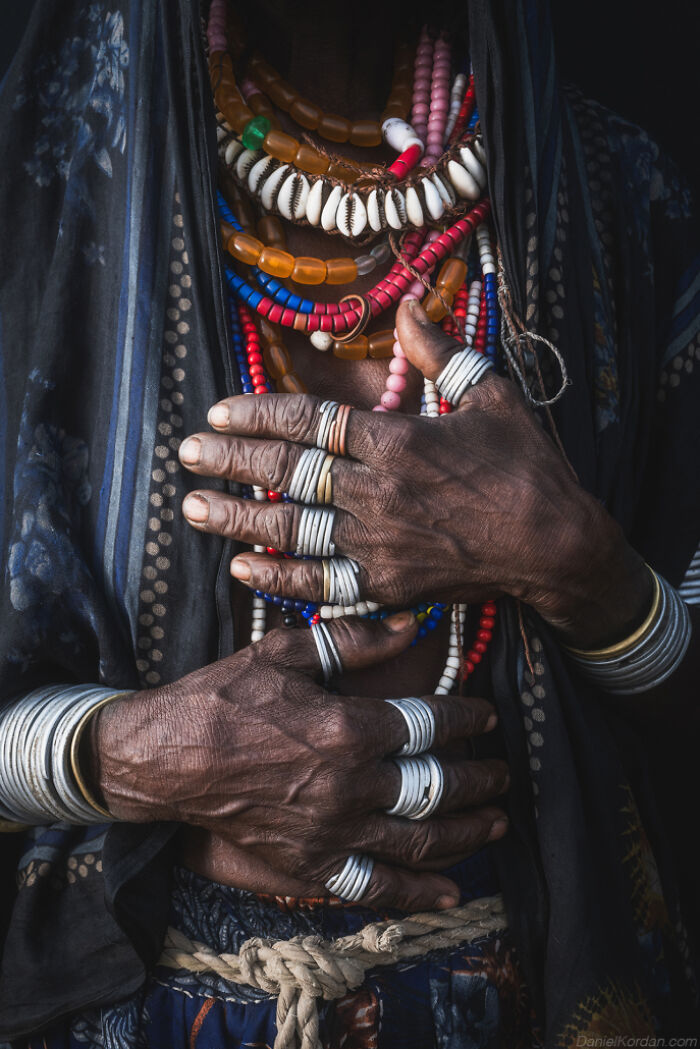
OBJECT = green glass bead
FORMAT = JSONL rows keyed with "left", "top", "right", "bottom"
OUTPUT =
{"left": 241, "top": 115, "right": 271, "bottom": 151}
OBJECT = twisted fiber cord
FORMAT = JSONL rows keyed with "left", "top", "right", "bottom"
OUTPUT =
{"left": 159, "top": 894, "right": 506, "bottom": 1049}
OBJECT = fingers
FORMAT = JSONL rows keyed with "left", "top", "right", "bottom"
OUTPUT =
{"left": 257, "top": 611, "right": 418, "bottom": 676}
{"left": 377, "top": 756, "right": 509, "bottom": 816}
{"left": 178, "top": 433, "right": 368, "bottom": 512}
{"left": 358, "top": 861, "right": 461, "bottom": 912}
{"left": 181, "top": 491, "right": 355, "bottom": 555}
{"left": 204, "top": 391, "right": 409, "bottom": 468}
{"left": 395, "top": 299, "right": 503, "bottom": 409}
{"left": 359, "top": 807, "right": 509, "bottom": 873}
{"left": 229, "top": 550, "right": 339, "bottom": 600}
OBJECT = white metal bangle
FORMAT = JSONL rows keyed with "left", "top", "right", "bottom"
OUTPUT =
{"left": 296, "top": 507, "right": 336, "bottom": 558}
{"left": 435, "top": 346, "right": 494, "bottom": 405}
{"left": 386, "top": 754, "right": 445, "bottom": 820}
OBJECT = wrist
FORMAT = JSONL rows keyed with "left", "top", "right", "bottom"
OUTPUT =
{"left": 86, "top": 688, "right": 168, "bottom": 822}
{"left": 524, "top": 491, "right": 653, "bottom": 649}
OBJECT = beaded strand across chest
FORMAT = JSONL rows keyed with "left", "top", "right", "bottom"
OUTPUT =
{"left": 207, "top": 0, "right": 499, "bottom": 693}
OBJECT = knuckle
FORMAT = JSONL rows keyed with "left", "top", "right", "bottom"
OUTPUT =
{"left": 325, "top": 706, "right": 364, "bottom": 753}
{"left": 211, "top": 437, "right": 237, "bottom": 476}
{"left": 404, "top": 824, "right": 439, "bottom": 865}
{"left": 274, "top": 395, "right": 317, "bottom": 444}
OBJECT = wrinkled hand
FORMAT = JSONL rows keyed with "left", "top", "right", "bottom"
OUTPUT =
{"left": 88, "top": 615, "right": 509, "bottom": 911}
{"left": 179, "top": 300, "right": 650, "bottom": 648}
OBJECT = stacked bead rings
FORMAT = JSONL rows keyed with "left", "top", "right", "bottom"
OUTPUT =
{"left": 288, "top": 447, "right": 335, "bottom": 504}
{"left": 311, "top": 621, "right": 343, "bottom": 682}
{"left": 324, "top": 853, "right": 374, "bottom": 903}
{"left": 316, "top": 400, "right": 352, "bottom": 456}
{"left": 435, "top": 346, "right": 494, "bottom": 405}
{"left": 385, "top": 697, "right": 436, "bottom": 756}
{"left": 386, "top": 754, "right": 445, "bottom": 820}
{"left": 322, "top": 557, "right": 362, "bottom": 606}
{"left": 296, "top": 507, "right": 336, "bottom": 557}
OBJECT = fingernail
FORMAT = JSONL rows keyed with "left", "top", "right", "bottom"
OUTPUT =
{"left": 384, "top": 610, "right": 415, "bottom": 633}
{"left": 407, "top": 299, "right": 431, "bottom": 325}
{"left": 231, "top": 559, "right": 251, "bottom": 581}
{"left": 436, "top": 894, "right": 459, "bottom": 909}
{"left": 488, "top": 817, "right": 509, "bottom": 842}
{"left": 485, "top": 714, "right": 498, "bottom": 732}
{"left": 208, "top": 403, "right": 230, "bottom": 428}
{"left": 183, "top": 494, "right": 209, "bottom": 523}
{"left": 179, "top": 437, "right": 201, "bottom": 465}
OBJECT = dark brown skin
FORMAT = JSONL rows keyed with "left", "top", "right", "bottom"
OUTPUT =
{"left": 87, "top": 4, "right": 697, "bottom": 912}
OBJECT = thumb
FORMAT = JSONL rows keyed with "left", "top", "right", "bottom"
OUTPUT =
{"left": 395, "top": 297, "right": 463, "bottom": 384}
{"left": 266, "top": 610, "right": 418, "bottom": 676}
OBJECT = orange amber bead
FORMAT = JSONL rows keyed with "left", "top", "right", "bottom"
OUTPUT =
{"left": 229, "top": 232, "right": 262, "bottom": 266}
{"left": 250, "top": 59, "right": 277, "bottom": 90}
{"left": 294, "top": 144, "right": 329, "bottom": 176}
{"left": 327, "top": 160, "right": 358, "bottom": 182}
{"left": 290, "top": 99, "right": 322, "bottom": 130}
{"left": 264, "top": 343, "right": 292, "bottom": 379}
{"left": 279, "top": 373, "right": 307, "bottom": 394}
{"left": 423, "top": 291, "right": 451, "bottom": 322}
{"left": 249, "top": 94, "right": 275, "bottom": 120}
{"left": 381, "top": 102, "right": 405, "bottom": 120}
{"left": 259, "top": 318, "right": 279, "bottom": 345}
{"left": 349, "top": 121, "right": 382, "bottom": 148}
{"left": 333, "top": 338, "right": 368, "bottom": 360}
{"left": 325, "top": 258, "right": 358, "bottom": 285}
{"left": 266, "top": 79, "right": 297, "bottom": 110}
{"left": 291, "top": 257, "right": 327, "bottom": 285}
{"left": 263, "top": 129, "right": 298, "bottom": 163}
{"left": 258, "top": 247, "right": 294, "bottom": 279}
{"left": 368, "top": 331, "right": 395, "bottom": 358}
{"left": 437, "top": 258, "right": 468, "bottom": 294}
{"left": 257, "top": 216, "right": 286, "bottom": 249}
{"left": 317, "top": 113, "right": 352, "bottom": 143}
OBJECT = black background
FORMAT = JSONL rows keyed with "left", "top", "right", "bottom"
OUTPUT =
{"left": 2, "top": 3, "right": 699, "bottom": 193}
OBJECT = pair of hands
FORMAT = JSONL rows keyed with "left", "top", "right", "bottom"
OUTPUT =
{"left": 89, "top": 301, "right": 649, "bottom": 910}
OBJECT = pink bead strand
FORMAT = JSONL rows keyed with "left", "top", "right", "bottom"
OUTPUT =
{"left": 410, "top": 27, "right": 433, "bottom": 147}
{"left": 422, "top": 34, "right": 451, "bottom": 168}
{"left": 206, "top": 0, "right": 227, "bottom": 52}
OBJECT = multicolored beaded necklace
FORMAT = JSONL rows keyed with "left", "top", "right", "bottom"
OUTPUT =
{"left": 207, "top": 0, "right": 498, "bottom": 690}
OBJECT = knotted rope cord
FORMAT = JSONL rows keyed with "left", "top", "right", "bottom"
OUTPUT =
{"left": 159, "top": 894, "right": 506, "bottom": 1049}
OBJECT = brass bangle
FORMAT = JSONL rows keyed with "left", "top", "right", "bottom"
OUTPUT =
{"left": 0, "top": 819, "right": 28, "bottom": 833}
{"left": 564, "top": 565, "right": 661, "bottom": 660}
{"left": 69, "top": 692, "right": 129, "bottom": 821}
{"left": 316, "top": 454, "right": 335, "bottom": 505}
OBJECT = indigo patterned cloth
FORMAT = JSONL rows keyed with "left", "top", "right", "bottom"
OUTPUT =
{"left": 1, "top": 0, "right": 700, "bottom": 1045}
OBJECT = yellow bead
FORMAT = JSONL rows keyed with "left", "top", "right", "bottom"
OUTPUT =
{"left": 325, "top": 258, "right": 358, "bottom": 285}
{"left": 229, "top": 232, "right": 262, "bottom": 266}
{"left": 333, "top": 338, "right": 368, "bottom": 360}
{"left": 263, "top": 129, "right": 298, "bottom": 163}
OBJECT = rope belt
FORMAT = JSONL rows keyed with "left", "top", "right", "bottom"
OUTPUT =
{"left": 158, "top": 893, "right": 507, "bottom": 1049}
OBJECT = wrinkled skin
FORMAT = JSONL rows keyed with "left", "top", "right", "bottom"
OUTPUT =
{"left": 90, "top": 300, "right": 652, "bottom": 910}
{"left": 92, "top": 613, "right": 509, "bottom": 910}
{"left": 179, "top": 301, "right": 651, "bottom": 648}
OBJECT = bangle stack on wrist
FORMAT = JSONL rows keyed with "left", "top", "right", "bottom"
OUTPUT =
{"left": 564, "top": 566, "right": 691, "bottom": 694}
{"left": 0, "top": 686, "right": 129, "bottom": 826}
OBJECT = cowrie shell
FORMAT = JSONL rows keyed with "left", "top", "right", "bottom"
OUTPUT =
{"left": 248, "top": 155, "right": 276, "bottom": 194}
{"left": 336, "top": 191, "right": 368, "bottom": 237}
{"left": 224, "top": 139, "right": 243, "bottom": 166}
{"left": 447, "top": 159, "right": 480, "bottom": 199}
{"left": 405, "top": 185, "right": 424, "bottom": 227}
{"left": 260, "top": 164, "right": 289, "bottom": 210}
{"left": 459, "top": 145, "right": 487, "bottom": 189}
{"left": 367, "top": 187, "right": 385, "bottom": 232}
{"left": 384, "top": 187, "right": 407, "bottom": 230}
{"left": 277, "top": 171, "right": 310, "bottom": 221}
{"left": 421, "top": 177, "right": 444, "bottom": 220}
{"left": 431, "top": 171, "right": 455, "bottom": 208}
{"left": 235, "top": 148, "right": 262, "bottom": 182}
{"left": 305, "top": 179, "right": 324, "bottom": 226}
{"left": 321, "top": 184, "right": 343, "bottom": 231}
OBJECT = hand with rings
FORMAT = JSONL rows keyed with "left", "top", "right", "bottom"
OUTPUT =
{"left": 178, "top": 300, "right": 649, "bottom": 648}
{"left": 88, "top": 615, "right": 509, "bottom": 911}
